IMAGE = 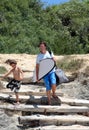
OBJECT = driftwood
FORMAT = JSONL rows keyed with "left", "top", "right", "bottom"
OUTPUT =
{"left": 44, "top": 125, "right": 89, "bottom": 130}
{"left": 0, "top": 93, "right": 61, "bottom": 105}
{"left": 0, "top": 93, "right": 89, "bottom": 106}
{"left": 0, "top": 104, "right": 89, "bottom": 114}
{"left": 18, "top": 114, "right": 89, "bottom": 126}
{"left": 60, "top": 97, "right": 89, "bottom": 107}
{"left": 1, "top": 91, "right": 63, "bottom": 96}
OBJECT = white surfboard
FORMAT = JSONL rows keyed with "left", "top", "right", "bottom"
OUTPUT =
{"left": 33, "top": 58, "right": 56, "bottom": 82}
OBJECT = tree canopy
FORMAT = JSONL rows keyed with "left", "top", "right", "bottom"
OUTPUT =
{"left": 0, "top": 0, "right": 89, "bottom": 54}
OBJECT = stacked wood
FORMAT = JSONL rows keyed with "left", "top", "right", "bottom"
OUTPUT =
{"left": 0, "top": 92, "right": 89, "bottom": 127}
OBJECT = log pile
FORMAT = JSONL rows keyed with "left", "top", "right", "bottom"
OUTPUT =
{"left": 0, "top": 92, "right": 89, "bottom": 129}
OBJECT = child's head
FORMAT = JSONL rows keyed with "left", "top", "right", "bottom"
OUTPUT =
{"left": 5, "top": 59, "right": 17, "bottom": 65}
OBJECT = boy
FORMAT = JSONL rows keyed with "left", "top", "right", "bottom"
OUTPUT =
{"left": 2, "top": 59, "right": 24, "bottom": 105}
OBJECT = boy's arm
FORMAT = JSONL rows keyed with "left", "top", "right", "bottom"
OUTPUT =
{"left": 2, "top": 69, "right": 12, "bottom": 79}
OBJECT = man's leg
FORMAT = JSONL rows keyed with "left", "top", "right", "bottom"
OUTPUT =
{"left": 52, "top": 84, "right": 58, "bottom": 98}
{"left": 46, "top": 90, "right": 51, "bottom": 105}
{"left": 43, "top": 75, "right": 51, "bottom": 105}
{"left": 50, "top": 73, "right": 58, "bottom": 98}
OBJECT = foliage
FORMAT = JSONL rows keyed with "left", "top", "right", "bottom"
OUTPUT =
{"left": 0, "top": 0, "right": 89, "bottom": 54}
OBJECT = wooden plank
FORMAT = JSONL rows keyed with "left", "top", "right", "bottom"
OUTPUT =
{"left": 18, "top": 114, "right": 89, "bottom": 125}
{"left": 0, "top": 104, "right": 89, "bottom": 113}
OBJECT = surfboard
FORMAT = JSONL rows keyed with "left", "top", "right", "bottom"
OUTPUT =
{"left": 33, "top": 58, "right": 56, "bottom": 82}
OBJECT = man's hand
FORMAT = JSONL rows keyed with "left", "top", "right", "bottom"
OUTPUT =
{"left": 37, "top": 80, "right": 40, "bottom": 83}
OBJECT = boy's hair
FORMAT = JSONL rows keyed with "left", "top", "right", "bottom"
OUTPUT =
{"left": 5, "top": 59, "right": 17, "bottom": 65}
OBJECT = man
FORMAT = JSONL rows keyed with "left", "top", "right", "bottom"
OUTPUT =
{"left": 36, "top": 41, "right": 58, "bottom": 105}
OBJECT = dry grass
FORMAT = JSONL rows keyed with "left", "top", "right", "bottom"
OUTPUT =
{"left": 56, "top": 56, "right": 84, "bottom": 72}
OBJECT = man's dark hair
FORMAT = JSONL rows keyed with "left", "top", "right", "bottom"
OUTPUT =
{"left": 38, "top": 41, "right": 47, "bottom": 47}
{"left": 38, "top": 41, "right": 52, "bottom": 55}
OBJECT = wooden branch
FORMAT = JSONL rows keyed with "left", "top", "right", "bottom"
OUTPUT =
{"left": 18, "top": 114, "right": 89, "bottom": 125}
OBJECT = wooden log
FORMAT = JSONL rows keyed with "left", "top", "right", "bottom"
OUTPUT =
{"left": 1, "top": 91, "right": 63, "bottom": 96}
{"left": 18, "top": 114, "right": 89, "bottom": 126}
{"left": 0, "top": 93, "right": 61, "bottom": 105}
{"left": 33, "top": 125, "right": 89, "bottom": 130}
{"left": 60, "top": 97, "right": 89, "bottom": 107}
{"left": 0, "top": 104, "right": 89, "bottom": 113}
{"left": 0, "top": 93, "right": 89, "bottom": 107}
{"left": 0, "top": 93, "right": 29, "bottom": 102}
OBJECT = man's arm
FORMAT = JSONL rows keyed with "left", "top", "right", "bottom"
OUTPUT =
{"left": 36, "top": 63, "right": 39, "bottom": 82}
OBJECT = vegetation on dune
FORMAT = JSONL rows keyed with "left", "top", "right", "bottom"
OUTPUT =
{"left": 56, "top": 56, "right": 84, "bottom": 72}
{"left": 0, "top": 0, "right": 89, "bottom": 54}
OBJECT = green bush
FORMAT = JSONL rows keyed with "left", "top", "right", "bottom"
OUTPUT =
{"left": 0, "top": 0, "right": 89, "bottom": 54}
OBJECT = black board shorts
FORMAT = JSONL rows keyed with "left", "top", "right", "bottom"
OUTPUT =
{"left": 6, "top": 79, "right": 21, "bottom": 93}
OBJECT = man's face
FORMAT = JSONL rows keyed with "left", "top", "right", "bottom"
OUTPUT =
{"left": 39, "top": 43, "right": 46, "bottom": 53}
